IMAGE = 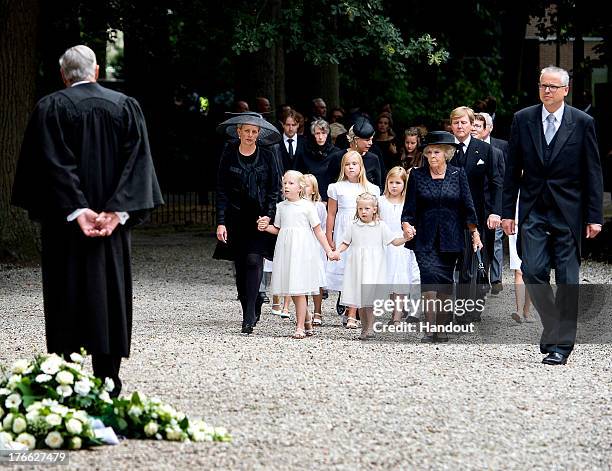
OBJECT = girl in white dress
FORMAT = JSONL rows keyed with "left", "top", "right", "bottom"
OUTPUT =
{"left": 336, "top": 193, "right": 407, "bottom": 339}
{"left": 303, "top": 174, "right": 327, "bottom": 326}
{"left": 259, "top": 171, "right": 337, "bottom": 339}
{"left": 378, "top": 166, "right": 421, "bottom": 325}
{"left": 507, "top": 193, "right": 532, "bottom": 323}
{"left": 326, "top": 150, "right": 380, "bottom": 328}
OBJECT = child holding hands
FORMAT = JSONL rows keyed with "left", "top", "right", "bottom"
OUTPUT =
{"left": 258, "top": 170, "right": 338, "bottom": 339}
{"left": 336, "top": 192, "right": 408, "bottom": 340}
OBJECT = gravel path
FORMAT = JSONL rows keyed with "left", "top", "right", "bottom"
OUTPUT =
{"left": 1, "top": 228, "right": 611, "bottom": 470}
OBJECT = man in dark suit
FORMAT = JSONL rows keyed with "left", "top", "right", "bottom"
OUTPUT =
{"left": 449, "top": 107, "right": 502, "bottom": 313}
{"left": 277, "top": 109, "right": 306, "bottom": 172}
{"left": 474, "top": 112, "right": 507, "bottom": 295}
{"left": 502, "top": 65, "right": 603, "bottom": 365}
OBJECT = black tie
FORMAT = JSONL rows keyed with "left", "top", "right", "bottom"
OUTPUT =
{"left": 456, "top": 143, "right": 466, "bottom": 167}
{"left": 287, "top": 138, "right": 294, "bottom": 157}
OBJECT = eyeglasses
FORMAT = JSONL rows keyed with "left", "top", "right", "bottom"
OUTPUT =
{"left": 538, "top": 83, "right": 566, "bottom": 92}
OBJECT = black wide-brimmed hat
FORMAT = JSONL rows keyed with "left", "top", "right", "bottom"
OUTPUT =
{"left": 350, "top": 116, "right": 375, "bottom": 139}
{"left": 216, "top": 112, "right": 281, "bottom": 146}
{"left": 419, "top": 130, "right": 461, "bottom": 150}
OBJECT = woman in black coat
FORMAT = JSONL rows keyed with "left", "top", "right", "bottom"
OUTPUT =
{"left": 401, "top": 131, "right": 482, "bottom": 342}
{"left": 294, "top": 118, "right": 339, "bottom": 200}
{"left": 214, "top": 112, "right": 281, "bottom": 334}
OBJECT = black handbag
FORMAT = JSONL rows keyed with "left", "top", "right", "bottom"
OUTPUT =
{"left": 473, "top": 248, "right": 490, "bottom": 298}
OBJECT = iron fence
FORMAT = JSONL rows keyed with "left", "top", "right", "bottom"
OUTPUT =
{"left": 148, "top": 190, "right": 216, "bottom": 227}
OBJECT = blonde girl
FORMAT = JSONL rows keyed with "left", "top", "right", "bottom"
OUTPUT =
{"left": 259, "top": 170, "right": 337, "bottom": 339}
{"left": 326, "top": 151, "right": 380, "bottom": 329}
{"left": 336, "top": 193, "right": 407, "bottom": 339}
{"left": 303, "top": 174, "right": 327, "bottom": 325}
{"left": 379, "top": 167, "right": 421, "bottom": 325}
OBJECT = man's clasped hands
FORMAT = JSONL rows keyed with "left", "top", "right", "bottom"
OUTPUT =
{"left": 76, "top": 209, "right": 121, "bottom": 237}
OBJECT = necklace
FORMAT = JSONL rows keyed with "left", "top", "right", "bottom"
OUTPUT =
{"left": 431, "top": 166, "right": 446, "bottom": 176}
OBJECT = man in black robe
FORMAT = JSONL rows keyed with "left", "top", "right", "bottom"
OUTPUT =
{"left": 12, "top": 45, "right": 164, "bottom": 396}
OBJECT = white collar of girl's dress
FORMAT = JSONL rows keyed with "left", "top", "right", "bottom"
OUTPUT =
{"left": 355, "top": 220, "right": 378, "bottom": 226}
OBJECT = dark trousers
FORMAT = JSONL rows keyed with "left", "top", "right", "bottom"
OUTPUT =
{"left": 234, "top": 253, "right": 264, "bottom": 326}
{"left": 520, "top": 205, "right": 580, "bottom": 357}
{"left": 91, "top": 354, "right": 122, "bottom": 382}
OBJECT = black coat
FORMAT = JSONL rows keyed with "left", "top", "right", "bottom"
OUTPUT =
{"left": 215, "top": 142, "right": 280, "bottom": 260}
{"left": 449, "top": 137, "right": 502, "bottom": 229}
{"left": 401, "top": 165, "right": 477, "bottom": 253}
{"left": 11, "top": 82, "right": 164, "bottom": 357}
{"left": 502, "top": 104, "right": 603, "bottom": 256}
{"left": 294, "top": 134, "right": 339, "bottom": 199}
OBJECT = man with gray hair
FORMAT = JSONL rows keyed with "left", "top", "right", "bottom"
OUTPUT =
{"left": 12, "top": 45, "right": 164, "bottom": 395}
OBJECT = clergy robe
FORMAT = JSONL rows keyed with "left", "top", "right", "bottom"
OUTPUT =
{"left": 12, "top": 82, "right": 164, "bottom": 357}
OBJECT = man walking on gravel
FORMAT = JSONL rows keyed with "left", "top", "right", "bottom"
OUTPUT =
{"left": 502, "top": 66, "right": 603, "bottom": 365}
{"left": 12, "top": 45, "right": 163, "bottom": 395}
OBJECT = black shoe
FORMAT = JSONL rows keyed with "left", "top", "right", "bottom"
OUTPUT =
{"left": 322, "top": 289, "right": 329, "bottom": 300}
{"left": 490, "top": 282, "right": 503, "bottom": 295}
{"left": 336, "top": 295, "right": 346, "bottom": 316}
{"left": 261, "top": 294, "right": 270, "bottom": 304}
{"left": 241, "top": 324, "right": 254, "bottom": 334}
{"left": 542, "top": 352, "right": 567, "bottom": 365}
{"left": 420, "top": 335, "right": 435, "bottom": 343}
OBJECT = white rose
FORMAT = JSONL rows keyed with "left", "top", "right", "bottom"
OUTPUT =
{"left": 165, "top": 426, "right": 183, "bottom": 441}
{"left": 7, "top": 375, "right": 22, "bottom": 388}
{"left": 0, "top": 388, "right": 11, "bottom": 396}
{"left": 40, "top": 356, "right": 63, "bottom": 375}
{"left": 25, "top": 410, "right": 40, "bottom": 422}
{"left": 15, "top": 432, "right": 36, "bottom": 449}
{"left": 214, "top": 427, "right": 228, "bottom": 437}
{"left": 190, "top": 430, "right": 210, "bottom": 442}
{"left": 45, "top": 413, "right": 62, "bottom": 427}
{"left": 73, "top": 411, "right": 89, "bottom": 423}
{"left": 55, "top": 370, "right": 74, "bottom": 385}
{"left": 56, "top": 385, "right": 73, "bottom": 398}
{"left": 74, "top": 379, "right": 92, "bottom": 396}
{"left": 35, "top": 374, "right": 52, "bottom": 383}
{"left": 128, "top": 406, "right": 143, "bottom": 418}
{"left": 12, "top": 417, "right": 27, "bottom": 434}
{"left": 3, "top": 413, "right": 14, "bottom": 430}
{"left": 98, "top": 391, "right": 112, "bottom": 404}
{"left": 50, "top": 404, "right": 68, "bottom": 416}
{"left": 69, "top": 352, "right": 84, "bottom": 364}
{"left": 44, "top": 431, "right": 64, "bottom": 449}
{"left": 69, "top": 436, "right": 82, "bottom": 450}
{"left": 5, "top": 393, "right": 22, "bottom": 410}
{"left": 0, "top": 430, "right": 14, "bottom": 444}
{"left": 65, "top": 418, "right": 83, "bottom": 435}
{"left": 26, "top": 402, "right": 42, "bottom": 412}
{"left": 104, "top": 378, "right": 115, "bottom": 392}
{"left": 11, "top": 359, "right": 30, "bottom": 374}
{"left": 143, "top": 421, "right": 159, "bottom": 437}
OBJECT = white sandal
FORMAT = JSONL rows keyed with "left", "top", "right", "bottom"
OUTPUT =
{"left": 313, "top": 312, "right": 322, "bottom": 326}
{"left": 271, "top": 303, "right": 282, "bottom": 315}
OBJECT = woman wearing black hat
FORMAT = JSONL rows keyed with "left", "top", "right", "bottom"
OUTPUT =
{"left": 401, "top": 131, "right": 482, "bottom": 342}
{"left": 214, "top": 112, "right": 282, "bottom": 334}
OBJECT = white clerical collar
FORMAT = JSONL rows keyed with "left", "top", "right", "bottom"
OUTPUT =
{"left": 71, "top": 80, "right": 94, "bottom": 87}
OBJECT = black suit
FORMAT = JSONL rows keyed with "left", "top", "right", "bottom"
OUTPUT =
{"left": 276, "top": 134, "right": 306, "bottom": 172}
{"left": 450, "top": 137, "right": 502, "bottom": 295}
{"left": 503, "top": 103, "right": 603, "bottom": 357}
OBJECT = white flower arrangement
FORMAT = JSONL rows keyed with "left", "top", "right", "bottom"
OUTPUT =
{"left": 0, "top": 350, "right": 231, "bottom": 449}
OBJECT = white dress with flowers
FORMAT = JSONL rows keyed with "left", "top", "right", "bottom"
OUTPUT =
{"left": 340, "top": 220, "right": 395, "bottom": 308}
{"left": 270, "top": 199, "right": 326, "bottom": 296}
{"left": 326, "top": 180, "right": 380, "bottom": 291}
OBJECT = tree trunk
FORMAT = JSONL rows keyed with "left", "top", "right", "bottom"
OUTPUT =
{"left": 0, "top": 0, "right": 41, "bottom": 261}
{"left": 320, "top": 63, "right": 340, "bottom": 109}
